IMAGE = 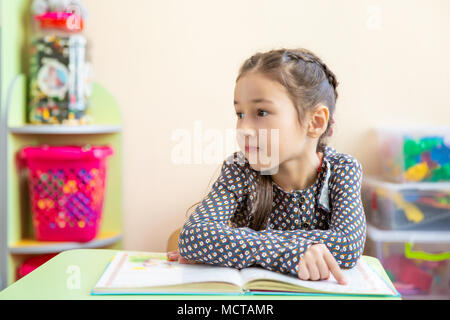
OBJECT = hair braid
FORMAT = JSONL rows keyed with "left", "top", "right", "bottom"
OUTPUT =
{"left": 282, "top": 49, "right": 338, "bottom": 139}
{"left": 283, "top": 49, "right": 339, "bottom": 100}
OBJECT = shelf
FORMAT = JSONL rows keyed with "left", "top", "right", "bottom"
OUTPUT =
{"left": 9, "top": 124, "right": 122, "bottom": 135}
{"left": 8, "top": 230, "right": 122, "bottom": 254}
{"left": 1, "top": 1, "right": 124, "bottom": 289}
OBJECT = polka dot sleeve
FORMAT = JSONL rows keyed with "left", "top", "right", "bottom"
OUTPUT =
{"left": 177, "top": 156, "right": 316, "bottom": 275}
{"left": 326, "top": 158, "right": 367, "bottom": 268}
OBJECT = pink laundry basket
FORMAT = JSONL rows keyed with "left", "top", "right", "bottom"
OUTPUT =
{"left": 17, "top": 144, "right": 114, "bottom": 242}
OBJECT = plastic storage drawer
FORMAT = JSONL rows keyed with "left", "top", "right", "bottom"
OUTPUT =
{"left": 366, "top": 224, "right": 450, "bottom": 299}
{"left": 362, "top": 176, "right": 450, "bottom": 230}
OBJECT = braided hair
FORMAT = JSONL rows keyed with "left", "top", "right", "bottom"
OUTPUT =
{"left": 282, "top": 49, "right": 339, "bottom": 98}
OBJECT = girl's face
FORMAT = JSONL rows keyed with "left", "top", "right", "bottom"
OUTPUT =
{"left": 234, "top": 72, "right": 313, "bottom": 172}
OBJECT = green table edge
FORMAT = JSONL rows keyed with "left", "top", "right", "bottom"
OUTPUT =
{"left": 0, "top": 248, "right": 401, "bottom": 300}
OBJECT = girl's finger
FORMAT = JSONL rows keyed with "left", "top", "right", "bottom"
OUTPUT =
{"left": 323, "top": 250, "right": 347, "bottom": 285}
{"left": 306, "top": 258, "right": 320, "bottom": 281}
{"left": 178, "top": 256, "right": 198, "bottom": 264}
{"left": 315, "top": 255, "right": 330, "bottom": 280}
{"left": 297, "top": 259, "right": 309, "bottom": 280}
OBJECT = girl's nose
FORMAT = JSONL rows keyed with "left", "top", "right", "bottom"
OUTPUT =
{"left": 237, "top": 127, "right": 257, "bottom": 139}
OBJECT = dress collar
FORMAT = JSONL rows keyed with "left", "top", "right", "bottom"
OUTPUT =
{"left": 270, "top": 145, "right": 332, "bottom": 213}
{"left": 316, "top": 146, "right": 332, "bottom": 213}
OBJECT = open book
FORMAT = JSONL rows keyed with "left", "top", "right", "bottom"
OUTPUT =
{"left": 91, "top": 251, "right": 400, "bottom": 297}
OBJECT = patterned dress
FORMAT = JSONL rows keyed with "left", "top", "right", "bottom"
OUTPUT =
{"left": 178, "top": 145, "right": 367, "bottom": 276}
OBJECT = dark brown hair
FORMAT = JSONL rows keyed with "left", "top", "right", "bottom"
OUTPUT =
{"left": 186, "top": 48, "right": 339, "bottom": 231}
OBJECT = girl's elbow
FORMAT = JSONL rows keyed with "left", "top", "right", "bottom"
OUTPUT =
{"left": 177, "top": 223, "right": 205, "bottom": 256}
{"left": 177, "top": 225, "right": 194, "bottom": 254}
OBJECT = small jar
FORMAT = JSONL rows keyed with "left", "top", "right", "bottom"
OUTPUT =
{"left": 28, "top": 10, "right": 93, "bottom": 125}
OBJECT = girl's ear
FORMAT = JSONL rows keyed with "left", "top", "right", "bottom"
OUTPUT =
{"left": 307, "top": 105, "right": 329, "bottom": 138}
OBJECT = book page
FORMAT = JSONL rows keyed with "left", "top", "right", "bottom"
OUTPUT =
{"left": 239, "top": 259, "right": 397, "bottom": 296}
{"left": 94, "top": 251, "right": 243, "bottom": 289}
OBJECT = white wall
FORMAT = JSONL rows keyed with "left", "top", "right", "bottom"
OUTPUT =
{"left": 83, "top": 0, "right": 450, "bottom": 251}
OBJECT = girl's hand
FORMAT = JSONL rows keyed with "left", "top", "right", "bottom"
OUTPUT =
{"left": 167, "top": 249, "right": 200, "bottom": 264}
{"left": 167, "top": 249, "right": 180, "bottom": 261}
{"left": 297, "top": 243, "right": 348, "bottom": 285}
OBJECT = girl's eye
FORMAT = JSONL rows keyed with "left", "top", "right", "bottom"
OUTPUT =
{"left": 235, "top": 109, "right": 268, "bottom": 119}
{"left": 257, "top": 109, "right": 268, "bottom": 117}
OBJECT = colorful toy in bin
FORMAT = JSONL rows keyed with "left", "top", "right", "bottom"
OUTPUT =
{"left": 382, "top": 242, "right": 450, "bottom": 297}
{"left": 363, "top": 177, "right": 450, "bottom": 230}
{"left": 17, "top": 145, "right": 114, "bottom": 242}
{"left": 404, "top": 136, "right": 450, "bottom": 182}
{"left": 377, "top": 127, "right": 450, "bottom": 183}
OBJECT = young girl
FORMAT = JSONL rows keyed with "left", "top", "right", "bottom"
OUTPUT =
{"left": 168, "top": 48, "right": 366, "bottom": 285}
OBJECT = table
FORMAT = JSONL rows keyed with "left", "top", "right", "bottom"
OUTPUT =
{"left": 0, "top": 249, "right": 401, "bottom": 300}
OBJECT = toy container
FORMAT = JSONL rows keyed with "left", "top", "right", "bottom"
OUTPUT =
{"left": 366, "top": 224, "right": 450, "bottom": 299}
{"left": 375, "top": 126, "right": 450, "bottom": 183}
{"left": 362, "top": 176, "right": 450, "bottom": 231}
{"left": 17, "top": 145, "right": 114, "bottom": 242}
{"left": 28, "top": 10, "right": 93, "bottom": 124}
